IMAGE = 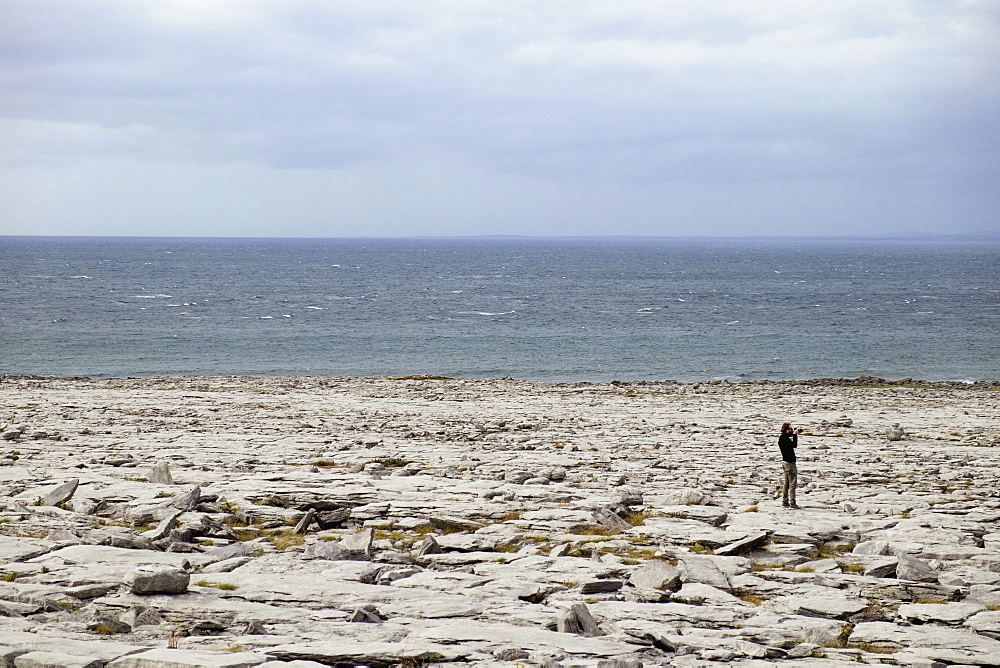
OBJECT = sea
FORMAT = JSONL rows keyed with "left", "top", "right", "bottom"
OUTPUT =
{"left": 1, "top": 236, "right": 997, "bottom": 383}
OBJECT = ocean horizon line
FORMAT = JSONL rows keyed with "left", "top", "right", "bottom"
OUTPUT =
{"left": 2, "top": 232, "right": 998, "bottom": 243}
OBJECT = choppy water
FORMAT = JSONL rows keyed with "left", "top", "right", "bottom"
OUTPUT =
{"left": 1, "top": 236, "right": 997, "bottom": 382}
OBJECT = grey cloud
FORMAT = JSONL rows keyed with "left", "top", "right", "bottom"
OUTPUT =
{"left": 1, "top": 0, "right": 997, "bottom": 236}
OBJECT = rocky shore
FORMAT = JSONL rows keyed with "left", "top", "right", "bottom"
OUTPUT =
{"left": 0, "top": 375, "right": 998, "bottom": 667}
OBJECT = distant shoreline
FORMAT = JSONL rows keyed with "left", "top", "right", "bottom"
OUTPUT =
{"left": 3, "top": 373, "right": 996, "bottom": 390}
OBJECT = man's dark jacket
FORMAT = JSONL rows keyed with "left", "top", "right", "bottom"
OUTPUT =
{"left": 778, "top": 432, "right": 797, "bottom": 463}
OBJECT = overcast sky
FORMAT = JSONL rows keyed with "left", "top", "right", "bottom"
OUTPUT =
{"left": 2, "top": 0, "right": 998, "bottom": 238}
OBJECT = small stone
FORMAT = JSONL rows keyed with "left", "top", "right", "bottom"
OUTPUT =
{"left": 853, "top": 540, "right": 892, "bottom": 556}
{"left": 895, "top": 552, "right": 938, "bottom": 583}
{"left": 143, "top": 509, "right": 182, "bottom": 541}
{"left": 110, "top": 534, "right": 159, "bottom": 551}
{"left": 549, "top": 543, "right": 572, "bottom": 557}
{"left": 579, "top": 580, "right": 623, "bottom": 594}
{"left": 786, "top": 644, "right": 819, "bottom": 658}
{"left": 120, "top": 605, "right": 163, "bottom": 628}
{"left": 429, "top": 516, "right": 484, "bottom": 532}
{"left": 597, "top": 660, "right": 643, "bottom": 668}
{"left": 414, "top": 535, "right": 442, "bottom": 556}
{"left": 349, "top": 604, "right": 384, "bottom": 623}
{"left": 628, "top": 562, "right": 682, "bottom": 592}
{"left": 315, "top": 507, "right": 352, "bottom": 529}
{"left": 0, "top": 601, "right": 22, "bottom": 617}
{"left": 202, "top": 557, "right": 253, "bottom": 573}
{"left": 609, "top": 485, "right": 643, "bottom": 506}
{"left": 495, "top": 647, "right": 530, "bottom": 661}
{"left": 556, "top": 603, "right": 603, "bottom": 637}
{"left": 660, "top": 488, "right": 705, "bottom": 505}
{"left": 340, "top": 528, "right": 374, "bottom": 559}
{"left": 376, "top": 566, "right": 420, "bottom": 584}
{"left": 592, "top": 506, "right": 631, "bottom": 532}
{"left": 170, "top": 485, "right": 202, "bottom": 511}
{"left": 714, "top": 531, "right": 770, "bottom": 556}
{"left": 862, "top": 557, "right": 898, "bottom": 578}
{"left": 293, "top": 508, "right": 316, "bottom": 534}
{"left": 306, "top": 541, "right": 350, "bottom": 561}
{"left": 167, "top": 526, "right": 195, "bottom": 544}
{"left": 40, "top": 478, "right": 79, "bottom": 506}
{"left": 242, "top": 619, "right": 266, "bottom": 634}
{"left": 83, "top": 608, "right": 132, "bottom": 635}
{"left": 505, "top": 470, "right": 532, "bottom": 484}
{"left": 145, "top": 461, "right": 175, "bottom": 485}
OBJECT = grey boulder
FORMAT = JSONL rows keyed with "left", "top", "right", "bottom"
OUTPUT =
{"left": 124, "top": 565, "right": 190, "bottom": 595}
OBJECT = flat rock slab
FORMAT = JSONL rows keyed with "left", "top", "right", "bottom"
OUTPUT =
{"left": 657, "top": 505, "right": 728, "bottom": 526}
{"left": 15, "top": 651, "right": 102, "bottom": 668}
{"left": 0, "top": 581, "right": 71, "bottom": 608}
{"left": 0, "top": 632, "right": 146, "bottom": 662}
{"left": 0, "top": 538, "right": 56, "bottom": 565}
{"left": 715, "top": 531, "right": 770, "bottom": 556}
{"left": 107, "top": 649, "right": 271, "bottom": 667}
{"left": 390, "top": 570, "right": 490, "bottom": 591}
{"left": 95, "top": 590, "right": 321, "bottom": 627}
{"left": 898, "top": 601, "right": 986, "bottom": 624}
{"left": 966, "top": 610, "right": 1000, "bottom": 636}
{"left": 593, "top": 600, "right": 742, "bottom": 626}
{"left": 405, "top": 619, "right": 639, "bottom": 656}
{"left": 774, "top": 594, "right": 868, "bottom": 619}
{"left": 218, "top": 572, "right": 482, "bottom": 618}
{"left": 675, "top": 582, "right": 743, "bottom": 606}
{"left": 850, "top": 621, "right": 1000, "bottom": 665}
{"left": 434, "top": 533, "right": 512, "bottom": 552}
{"left": 266, "top": 640, "right": 468, "bottom": 665}
{"left": 677, "top": 555, "right": 732, "bottom": 591}
{"left": 417, "top": 551, "right": 513, "bottom": 566}
{"left": 40, "top": 545, "right": 192, "bottom": 568}
{"left": 633, "top": 519, "right": 733, "bottom": 546}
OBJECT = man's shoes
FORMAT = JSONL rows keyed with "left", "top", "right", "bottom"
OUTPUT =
{"left": 781, "top": 501, "right": 790, "bottom": 508}
{"left": 789, "top": 503, "right": 800, "bottom": 509}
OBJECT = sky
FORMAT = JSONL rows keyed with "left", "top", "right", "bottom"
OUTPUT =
{"left": 1, "top": 0, "right": 998, "bottom": 238}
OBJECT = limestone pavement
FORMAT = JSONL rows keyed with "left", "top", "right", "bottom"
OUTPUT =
{"left": 0, "top": 375, "right": 998, "bottom": 667}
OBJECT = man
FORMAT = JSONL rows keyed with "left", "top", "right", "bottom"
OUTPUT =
{"left": 778, "top": 422, "right": 800, "bottom": 509}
